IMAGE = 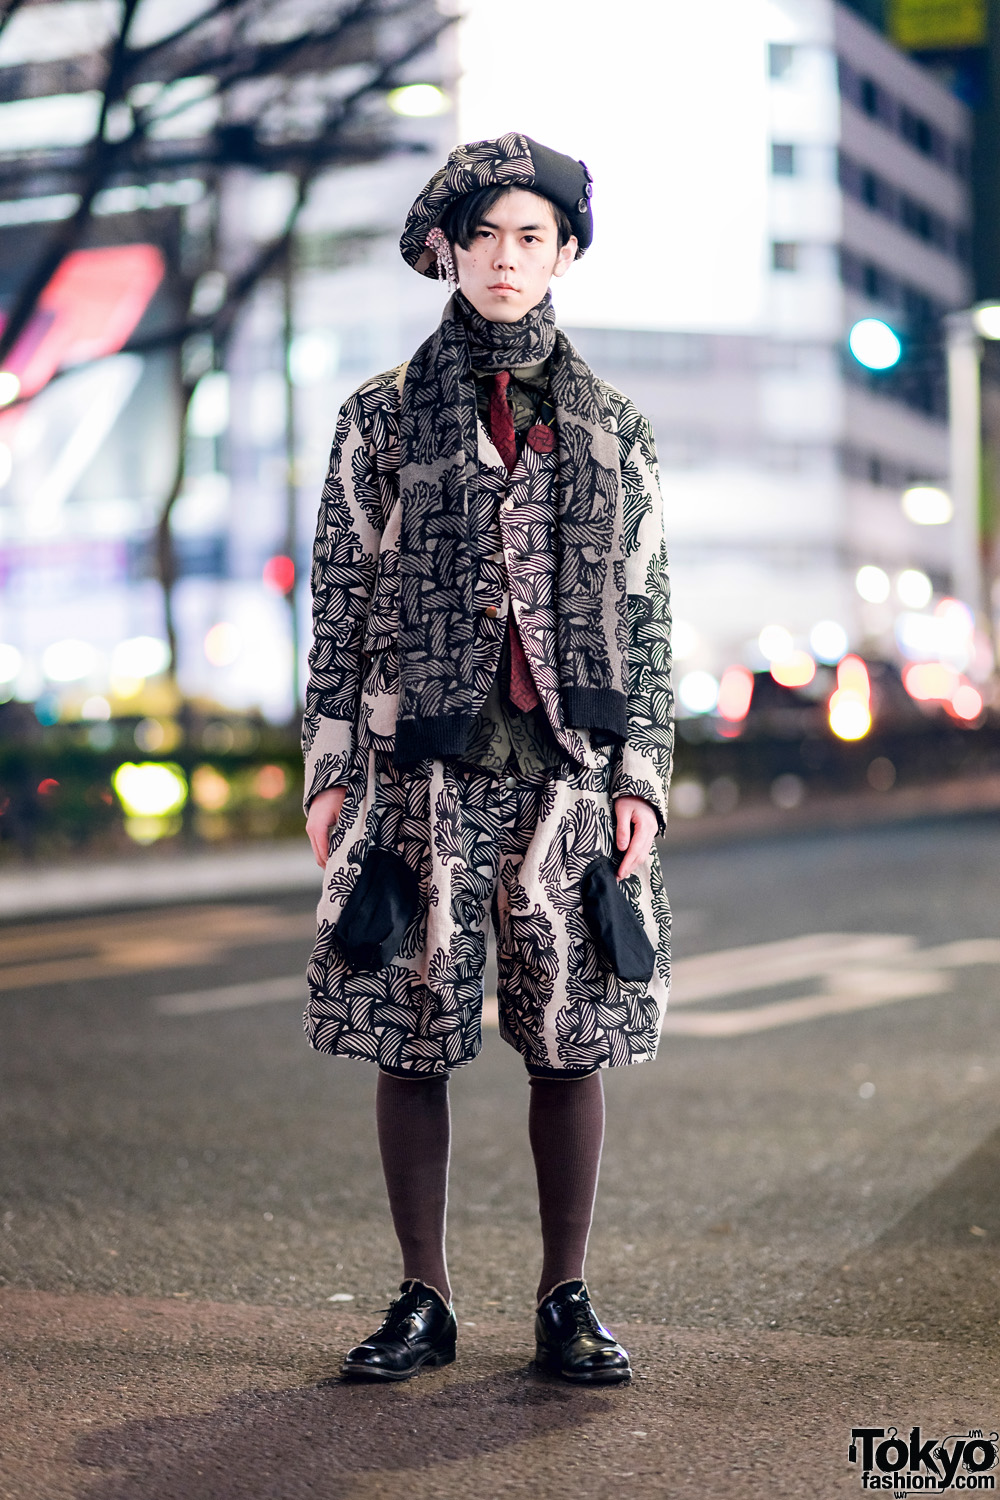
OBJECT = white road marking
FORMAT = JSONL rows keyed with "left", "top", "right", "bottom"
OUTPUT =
{"left": 154, "top": 934, "right": 1000, "bottom": 1036}
{"left": 156, "top": 976, "right": 306, "bottom": 1015}
{"left": 669, "top": 934, "right": 915, "bottom": 1006}
{"left": 660, "top": 968, "right": 950, "bottom": 1037}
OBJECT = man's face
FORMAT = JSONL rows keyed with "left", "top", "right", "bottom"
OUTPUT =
{"left": 453, "top": 189, "right": 578, "bottom": 324}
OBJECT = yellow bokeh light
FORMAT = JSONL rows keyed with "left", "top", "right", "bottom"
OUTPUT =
{"left": 828, "top": 690, "right": 871, "bottom": 741}
{"left": 112, "top": 761, "right": 187, "bottom": 817}
{"left": 770, "top": 651, "right": 816, "bottom": 689}
{"left": 0, "top": 371, "right": 21, "bottom": 407}
{"left": 191, "top": 764, "right": 231, "bottom": 811}
{"left": 110, "top": 674, "right": 144, "bottom": 700}
{"left": 837, "top": 655, "right": 871, "bottom": 702}
{"left": 204, "top": 621, "right": 241, "bottom": 667}
{"left": 387, "top": 84, "right": 448, "bottom": 117}
{"left": 901, "top": 486, "right": 952, "bottom": 526}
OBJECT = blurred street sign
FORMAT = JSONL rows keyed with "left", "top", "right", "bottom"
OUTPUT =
{"left": 889, "top": 0, "right": 987, "bottom": 49}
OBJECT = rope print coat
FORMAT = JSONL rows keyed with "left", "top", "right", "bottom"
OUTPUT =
{"left": 302, "top": 361, "right": 674, "bottom": 1074}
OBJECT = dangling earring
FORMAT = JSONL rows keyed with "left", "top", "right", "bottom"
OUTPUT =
{"left": 425, "top": 227, "right": 458, "bottom": 291}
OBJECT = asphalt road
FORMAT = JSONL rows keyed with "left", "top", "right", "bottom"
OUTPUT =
{"left": 2, "top": 813, "right": 1000, "bottom": 1499}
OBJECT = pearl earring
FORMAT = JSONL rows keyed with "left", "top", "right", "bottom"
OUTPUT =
{"left": 425, "top": 227, "right": 458, "bottom": 291}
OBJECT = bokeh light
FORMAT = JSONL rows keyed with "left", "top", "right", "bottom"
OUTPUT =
{"left": 848, "top": 318, "right": 901, "bottom": 370}
{"left": 758, "top": 624, "right": 794, "bottom": 663}
{"left": 387, "top": 84, "right": 448, "bottom": 117}
{"left": 896, "top": 569, "right": 932, "bottom": 609}
{"left": 903, "top": 662, "right": 958, "bottom": 701}
{"left": 204, "top": 621, "right": 241, "bottom": 666}
{"left": 191, "top": 764, "right": 231, "bottom": 811}
{"left": 971, "top": 302, "right": 1000, "bottom": 340}
{"left": 856, "top": 565, "right": 890, "bottom": 603}
{"left": 901, "top": 486, "right": 952, "bottom": 525}
{"left": 111, "top": 636, "right": 169, "bottom": 679}
{"left": 867, "top": 757, "right": 896, "bottom": 792}
{"left": 0, "top": 371, "right": 21, "bottom": 406}
{"left": 0, "top": 442, "right": 12, "bottom": 488}
{"left": 188, "top": 370, "right": 230, "bottom": 437}
{"left": 896, "top": 599, "right": 974, "bottom": 665}
{"left": 670, "top": 779, "right": 706, "bottom": 819}
{"left": 80, "top": 695, "right": 111, "bottom": 720}
{"left": 837, "top": 655, "right": 871, "bottom": 701}
{"left": 829, "top": 690, "right": 871, "bottom": 740}
{"left": 134, "top": 717, "right": 176, "bottom": 753}
{"left": 0, "top": 643, "right": 23, "bottom": 683}
{"left": 678, "top": 670, "right": 719, "bottom": 715}
{"left": 288, "top": 332, "right": 338, "bottom": 386}
{"left": 716, "top": 665, "right": 754, "bottom": 722}
{"left": 809, "top": 620, "right": 848, "bottom": 664}
{"left": 949, "top": 683, "right": 984, "bottom": 721}
{"left": 829, "top": 655, "right": 871, "bottom": 740}
{"left": 254, "top": 764, "right": 287, "bottom": 800}
{"left": 42, "top": 638, "right": 98, "bottom": 682}
{"left": 770, "top": 651, "right": 816, "bottom": 689}
{"left": 112, "top": 762, "right": 187, "bottom": 817}
{"left": 263, "top": 555, "right": 295, "bottom": 594}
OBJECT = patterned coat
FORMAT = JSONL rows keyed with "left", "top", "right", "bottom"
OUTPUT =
{"left": 302, "top": 362, "right": 674, "bottom": 831}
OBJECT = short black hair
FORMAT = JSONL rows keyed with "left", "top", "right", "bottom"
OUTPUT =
{"left": 438, "top": 184, "right": 573, "bottom": 253}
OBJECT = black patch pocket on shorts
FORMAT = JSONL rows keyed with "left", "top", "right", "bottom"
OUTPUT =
{"left": 580, "top": 855, "right": 656, "bottom": 983}
{"left": 335, "top": 848, "right": 420, "bottom": 971}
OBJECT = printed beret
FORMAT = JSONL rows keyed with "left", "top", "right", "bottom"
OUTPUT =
{"left": 400, "top": 132, "right": 594, "bottom": 278}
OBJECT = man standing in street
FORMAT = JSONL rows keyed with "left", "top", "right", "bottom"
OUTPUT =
{"left": 302, "top": 133, "right": 673, "bottom": 1385}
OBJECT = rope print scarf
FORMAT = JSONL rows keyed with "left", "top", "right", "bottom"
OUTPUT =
{"left": 395, "top": 290, "right": 629, "bottom": 765}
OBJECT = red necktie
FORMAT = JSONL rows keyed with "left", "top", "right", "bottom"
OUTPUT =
{"left": 488, "top": 371, "right": 540, "bottom": 712}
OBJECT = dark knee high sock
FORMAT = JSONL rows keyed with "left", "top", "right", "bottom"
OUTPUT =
{"left": 375, "top": 1072, "right": 452, "bottom": 1303}
{"left": 528, "top": 1071, "right": 605, "bottom": 1305}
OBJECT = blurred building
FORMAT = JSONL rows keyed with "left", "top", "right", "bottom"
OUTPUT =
{"left": 0, "top": 0, "right": 989, "bottom": 732}
{"left": 457, "top": 0, "right": 978, "bottom": 705}
{"left": 0, "top": 0, "right": 452, "bottom": 726}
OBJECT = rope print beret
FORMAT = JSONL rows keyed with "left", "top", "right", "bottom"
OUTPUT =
{"left": 400, "top": 131, "right": 594, "bottom": 278}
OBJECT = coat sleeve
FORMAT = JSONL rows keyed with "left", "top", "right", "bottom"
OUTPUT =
{"left": 301, "top": 379, "right": 395, "bottom": 813}
{"left": 609, "top": 406, "right": 674, "bottom": 836}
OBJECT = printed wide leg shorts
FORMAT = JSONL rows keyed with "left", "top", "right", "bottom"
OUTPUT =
{"left": 306, "top": 750, "right": 671, "bottom": 1076}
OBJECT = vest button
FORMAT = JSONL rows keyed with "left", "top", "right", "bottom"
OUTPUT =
{"left": 504, "top": 775, "right": 517, "bottom": 789}
{"left": 482, "top": 604, "right": 498, "bottom": 618}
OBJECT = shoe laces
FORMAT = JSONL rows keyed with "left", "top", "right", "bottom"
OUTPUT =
{"left": 565, "top": 1294, "right": 604, "bottom": 1338}
{"left": 372, "top": 1288, "right": 420, "bottom": 1337}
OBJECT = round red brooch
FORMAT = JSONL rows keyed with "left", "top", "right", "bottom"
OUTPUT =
{"left": 526, "top": 423, "right": 555, "bottom": 454}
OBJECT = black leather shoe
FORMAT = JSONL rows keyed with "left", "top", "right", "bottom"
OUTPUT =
{"left": 534, "top": 1279, "right": 631, "bottom": 1384}
{"left": 341, "top": 1279, "right": 456, "bottom": 1381}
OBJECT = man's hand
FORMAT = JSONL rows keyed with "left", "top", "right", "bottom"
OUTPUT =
{"left": 613, "top": 796, "right": 659, "bottom": 881}
{"left": 305, "top": 785, "right": 347, "bottom": 869}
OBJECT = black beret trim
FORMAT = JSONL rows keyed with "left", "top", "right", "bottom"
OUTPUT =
{"left": 400, "top": 133, "right": 594, "bottom": 279}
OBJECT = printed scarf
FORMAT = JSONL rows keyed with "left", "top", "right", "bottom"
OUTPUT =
{"left": 395, "top": 290, "right": 628, "bottom": 765}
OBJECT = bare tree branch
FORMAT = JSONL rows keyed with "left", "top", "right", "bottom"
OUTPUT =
{"left": 0, "top": 0, "right": 146, "bottom": 368}
{"left": 0, "top": 0, "right": 453, "bottom": 691}
{"left": 0, "top": 0, "right": 26, "bottom": 42}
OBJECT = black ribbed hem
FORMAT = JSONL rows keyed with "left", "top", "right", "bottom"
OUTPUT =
{"left": 561, "top": 687, "right": 628, "bottom": 742}
{"left": 526, "top": 1061, "right": 600, "bottom": 1079}
{"left": 392, "top": 713, "right": 476, "bottom": 766}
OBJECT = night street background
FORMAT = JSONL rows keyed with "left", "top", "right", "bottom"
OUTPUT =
{"left": 2, "top": 813, "right": 999, "bottom": 1498}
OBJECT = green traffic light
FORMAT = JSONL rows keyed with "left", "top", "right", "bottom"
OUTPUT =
{"left": 848, "top": 318, "right": 902, "bottom": 370}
